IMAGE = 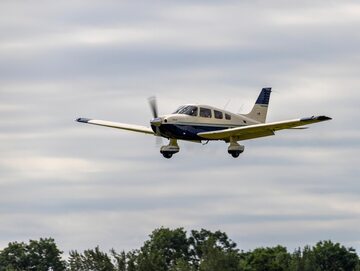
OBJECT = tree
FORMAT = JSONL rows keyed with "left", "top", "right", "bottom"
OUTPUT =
{"left": 27, "top": 238, "right": 66, "bottom": 271}
{"left": 1, "top": 232, "right": 360, "bottom": 271}
{"left": 169, "top": 258, "right": 196, "bottom": 271}
{"left": 67, "top": 250, "right": 84, "bottom": 271}
{"left": 189, "top": 229, "right": 238, "bottom": 268}
{"left": 239, "top": 245, "right": 291, "bottom": 271}
{"left": 0, "top": 241, "right": 29, "bottom": 271}
{"left": 312, "top": 240, "right": 358, "bottom": 271}
{"left": 288, "top": 245, "right": 317, "bottom": 271}
{"left": 198, "top": 236, "right": 240, "bottom": 271}
{"left": 0, "top": 238, "right": 65, "bottom": 271}
{"left": 135, "top": 227, "right": 191, "bottom": 271}
{"left": 110, "top": 249, "right": 126, "bottom": 271}
{"left": 126, "top": 250, "right": 138, "bottom": 271}
{"left": 68, "top": 246, "right": 115, "bottom": 271}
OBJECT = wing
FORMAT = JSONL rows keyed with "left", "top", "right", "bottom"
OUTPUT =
{"left": 197, "top": 115, "right": 331, "bottom": 141}
{"left": 76, "top": 118, "right": 154, "bottom": 135}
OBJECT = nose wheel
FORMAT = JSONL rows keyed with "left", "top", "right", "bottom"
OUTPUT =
{"left": 160, "top": 139, "right": 179, "bottom": 159}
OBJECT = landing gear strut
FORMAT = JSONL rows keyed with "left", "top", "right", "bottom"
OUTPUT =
{"left": 228, "top": 139, "right": 245, "bottom": 158}
{"left": 160, "top": 139, "right": 180, "bottom": 159}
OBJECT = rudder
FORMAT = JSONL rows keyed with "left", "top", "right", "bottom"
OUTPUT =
{"left": 244, "top": 87, "right": 272, "bottom": 123}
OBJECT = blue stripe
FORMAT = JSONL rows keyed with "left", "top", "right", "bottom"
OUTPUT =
{"left": 156, "top": 123, "right": 244, "bottom": 140}
{"left": 175, "top": 122, "right": 237, "bottom": 128}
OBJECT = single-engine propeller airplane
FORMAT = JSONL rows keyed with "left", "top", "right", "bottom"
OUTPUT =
{"left": 76, "top": 88, "right": 331, "bottom": 159}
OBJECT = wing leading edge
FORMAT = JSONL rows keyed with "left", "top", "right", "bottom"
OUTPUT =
{"left": 197, "top": 115, "right": 332, "bottom": 141}
{"left": 76, "top": 118, "right": 154, "bottom": 135}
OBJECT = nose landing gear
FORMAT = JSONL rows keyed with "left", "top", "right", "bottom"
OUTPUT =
{"left": 228, "top": 140, "right": 245, "bottom": 158}
{"left": 160, "top": 139, "right": 179, "bottom": 159}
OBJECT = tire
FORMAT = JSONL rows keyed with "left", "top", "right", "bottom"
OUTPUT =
{"left": 162, "top": 152, "right": 173, "bottom": 159}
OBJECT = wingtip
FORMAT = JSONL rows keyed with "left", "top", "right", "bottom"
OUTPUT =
{"left": 76, "top": 117, "right": 91, "bottom": 123}
{"left": 317, "top": 115, "right": 332, "bottom": 121}
{"left": 300, "top": 115, "right": 332, "bottom": 122}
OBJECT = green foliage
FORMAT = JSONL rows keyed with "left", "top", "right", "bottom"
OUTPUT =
{"left": 125, "top": 250, "right": 138, "bottom": 271}
{"left": 68, "top": 246, "right": 115, "bottom": 271}
{"left": 239, "top": 245, "right": 291, "bottom": 271}
{"left": 189, "top": 228, "right": 238, "bottom": 267}
{"left": 110, "top": 249, "right": 126, "bottom": 271}
{"left": 198, "top": 237, "right": 240, "bottom": 271}
{"left": 0, "top": 241, "right": 28, "bottom": 271}
{"left": 1, "top": 231, "right": 359, "bottom": 271}
{"left": 169, "top": 258, "right": 196, "bottom": 271}
{"left": 0, "top": 238, "right": 65, "bottom": 271}
{"left": 135, "top": 227, "right": 190, "bottom": 271}
{"left": 312, "top": 240, "right": 359, "bottom": 271}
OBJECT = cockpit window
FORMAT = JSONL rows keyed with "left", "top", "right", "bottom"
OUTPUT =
{"left": 225, "top": 113, "right": 231, "bottom": 120}
{"left": 177, "top": 106, "right": 198, "bottom": 116}
{"left": 200, "top": 107, "right": 212, "bottom": 118}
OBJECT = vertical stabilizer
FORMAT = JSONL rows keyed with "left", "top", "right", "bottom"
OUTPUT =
{"left": 244, "top": 87, "right": 272, "bottom": 123}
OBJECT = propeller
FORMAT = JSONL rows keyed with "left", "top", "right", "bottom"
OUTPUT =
{"left": 148, "top": 96, "right": 163, "bottom": 146}
{"left": 148, "top": 96, "right": 158, "bottom": 119}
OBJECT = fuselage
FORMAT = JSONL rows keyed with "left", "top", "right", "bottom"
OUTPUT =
{"left": 150, "top": 104, "right": 259, "bottom": 141}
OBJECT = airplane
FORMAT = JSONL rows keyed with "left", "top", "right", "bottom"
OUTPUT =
{"left": 76, "top": 88, "right": 331, "bottom": 159}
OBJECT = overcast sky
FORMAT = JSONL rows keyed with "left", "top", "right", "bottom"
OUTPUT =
{"left": 1, "top": 0, "right": 360, "bottom": 254}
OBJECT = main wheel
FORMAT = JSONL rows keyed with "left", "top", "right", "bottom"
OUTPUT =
{"left": 162, "top": 152, "right": 173, "bottom": 159}
{"left": 230, "top": 151, "right": 240, "bottom": 158}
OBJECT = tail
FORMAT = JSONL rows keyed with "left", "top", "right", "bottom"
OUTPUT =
{"left": 244, "top": 87, "right": 272, "bottom": 123}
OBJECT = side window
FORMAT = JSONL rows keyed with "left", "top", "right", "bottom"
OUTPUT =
{"left": 200, "top": 107, "right": 212, "bottom": 118}
{"left": 214, "top": 110, "right": 223, "bottom": 119}
{"left": 225, "top": 113, "right": 231, "bottom": 120}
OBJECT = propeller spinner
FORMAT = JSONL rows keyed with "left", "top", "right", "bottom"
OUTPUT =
{"left": 148, "top": 96, "right": 162, "bottom": 139}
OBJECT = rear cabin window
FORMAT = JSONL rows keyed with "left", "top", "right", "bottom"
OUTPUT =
{"left": 225, "top": 113, "right": 231, "bottom": 120}
{"left": 200, "top": 107, "right": 212, "bottom": 118}
{"left": 214, "top": 110, "right": 223, "bottom": 119}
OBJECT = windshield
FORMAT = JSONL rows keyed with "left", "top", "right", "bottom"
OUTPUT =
{"left": 176, "top": 105, "right": 198, "bottom": 116}
{"left": 173, "top": 106, "right": 186, "bottom": 114}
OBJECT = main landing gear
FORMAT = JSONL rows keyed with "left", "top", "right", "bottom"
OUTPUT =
{"left": 159, "top": 138, "right": 244, "bottom": 159}
{"left": 160, "top": 139, "right": 179, "bottom": 159}
{"left": 228, "top": 140, "right": 245, "bottom": 158}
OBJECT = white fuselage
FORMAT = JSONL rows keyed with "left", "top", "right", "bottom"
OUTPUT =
{"left": 151, "top": 104, "right": 259, "bottom": 141}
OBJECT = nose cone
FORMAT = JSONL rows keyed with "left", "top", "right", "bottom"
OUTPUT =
{"left": 151, "top": 117, "right": 162, "bottom": 127}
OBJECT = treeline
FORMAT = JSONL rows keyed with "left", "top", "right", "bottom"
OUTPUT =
{"left": 0, "top": 228, "right": 359, "bottom": 271}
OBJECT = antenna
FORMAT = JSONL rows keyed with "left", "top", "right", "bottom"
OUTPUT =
{"left": 223, "top": 99, "right": 231, "bottom": 110}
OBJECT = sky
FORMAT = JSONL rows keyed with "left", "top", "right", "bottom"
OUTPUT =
{"left": 1, "top": 0, "right": 360, "bottom": 255}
